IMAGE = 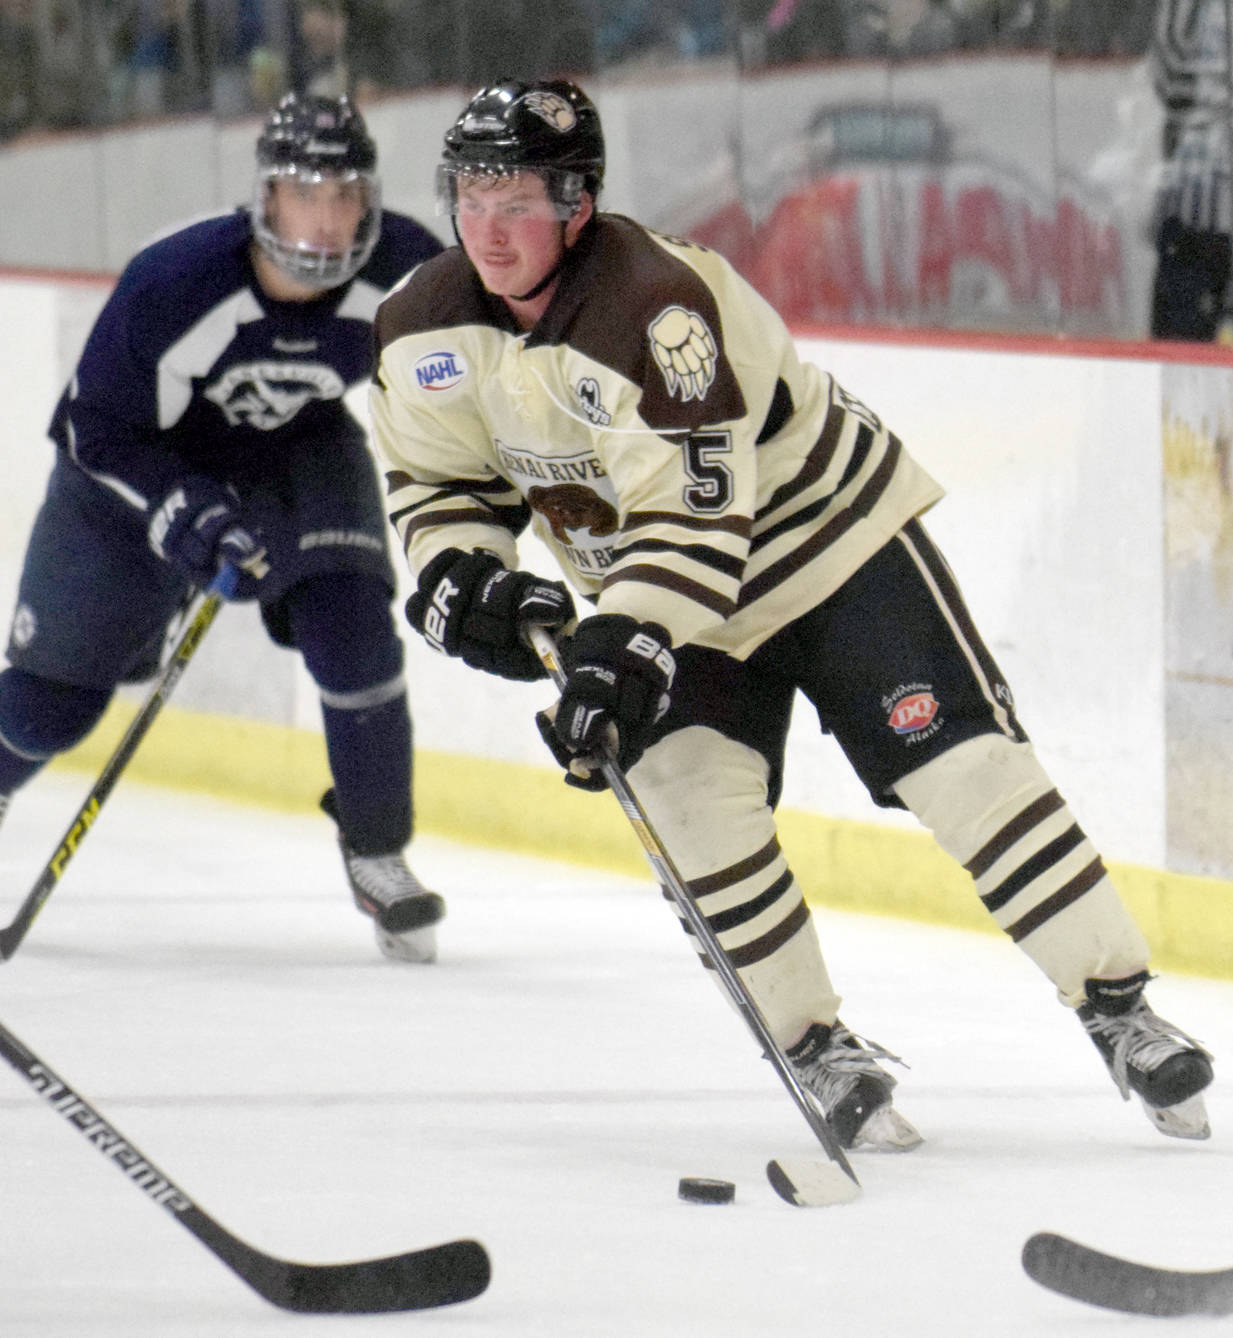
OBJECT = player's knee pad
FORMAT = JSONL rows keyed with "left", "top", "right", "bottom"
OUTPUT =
{"left": 285, "top": 573, "right": 404, "bottom": 698}
{"left": 894, "top": 734, "right": 1149, "bottom": 993}
{"left": 892, "top": 733, "right": 1055, "bottom": 866}
{"left": 631, "top": 726, "right": 779, "bottom": 880}
{"left": 0, "top": 667, "right": 112, "bottom": 759}
{"left": 631, "top": 726, "right": 838, "bottom": 1042}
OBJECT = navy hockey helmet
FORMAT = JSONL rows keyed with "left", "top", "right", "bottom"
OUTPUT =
{"left": 252, "top": 92, "right": 382, "bottom": 289}
{"left": 437, "top": 79, "right": 605, "bottom": 220}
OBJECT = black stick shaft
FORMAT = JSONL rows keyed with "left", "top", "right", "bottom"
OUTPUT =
{"left": 528, "top": 626, "right": 856, "bottom": 1182}
{"left": 0, "top": 578, "right": 227, "bottom": 960}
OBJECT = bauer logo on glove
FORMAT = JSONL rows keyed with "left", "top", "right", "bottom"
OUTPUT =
{"left": 405, "top": 547, "right": 575, "bottom": 682}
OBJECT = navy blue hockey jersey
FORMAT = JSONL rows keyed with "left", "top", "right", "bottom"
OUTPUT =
{"left": 50, "top": 207, "right": 442, "bottom": 513}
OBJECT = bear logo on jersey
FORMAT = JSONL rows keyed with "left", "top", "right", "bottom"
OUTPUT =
{"left": 522, "top": 91, "right": 577, "bottom": 132}
{"left": 204, "top": 361, "right": 345, "bottom": 429}
{"left": 528, "top": 483, "right": 619, "bottom": 543}
{"left": 648, "top": 306, "right": 717, "bottom": 403}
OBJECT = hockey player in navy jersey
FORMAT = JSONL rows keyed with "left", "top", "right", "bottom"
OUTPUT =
{"left": 371, "top": 79, "right": 1214, "bottom": 1148}
{"left": 0, "top": 93, "right": 447, "bottom": 963}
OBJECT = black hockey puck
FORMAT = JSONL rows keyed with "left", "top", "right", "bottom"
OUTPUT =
{"left": 678, "top": 1177, "right": 736, "bottom": 1204}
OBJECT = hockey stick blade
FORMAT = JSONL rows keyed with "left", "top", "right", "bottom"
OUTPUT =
{"left": 1022, "top": 1231, "right": 1233, "bottom": 1317}
{"left": 0, "top": 1019, "right": 491, "bottom": 1312}
{"left": 766, "top": 1158, "right": 861, "bottom": 1207}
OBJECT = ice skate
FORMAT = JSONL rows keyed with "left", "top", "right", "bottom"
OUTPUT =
{"left": 322, "top": 790, "right": 445, "bottom": 963}
{"left": 342, "top": 846, "right": 445, "bottom": 962}
{"left": 1079, "top": 974, "right": 1214, "bottom": 1140}
{"left": 787, "top": 1021, "right": 923, "bottom": 1151}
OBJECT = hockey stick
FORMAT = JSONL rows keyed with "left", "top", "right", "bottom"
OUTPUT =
{"left": 1022, "top": 1231, "right": 1233, "bottom": 1317}
{"left": 528, "top": 626, "right": 859, "bottom": 1206}
{"left": 0, "top": 1017, "right": 491, "bottom": 1312}
{"left": 0, "top": 568, "right": 235, "bottom": 961}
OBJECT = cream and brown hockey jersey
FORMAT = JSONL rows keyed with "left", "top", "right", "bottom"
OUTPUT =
{"left": 370, "top": 215, "right": 943, "bottom": 659}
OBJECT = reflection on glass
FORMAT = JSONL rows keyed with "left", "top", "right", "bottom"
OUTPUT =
{"left": 0, "top": 0, "right": 1191, "bottom": 341}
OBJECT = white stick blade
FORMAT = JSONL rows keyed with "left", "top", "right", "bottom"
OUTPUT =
{"left": 766, "top": 1158, "right": 861, "bottom": 1207}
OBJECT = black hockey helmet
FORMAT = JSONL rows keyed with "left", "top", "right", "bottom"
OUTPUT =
{"left": 252, "top": 92, "right": 382, "bottom": 289}
{"left": 437, "top": 79, "right": 604, "bottom": 219}
{"left": 257, "top": 91, "right": 377, "bottom": 175}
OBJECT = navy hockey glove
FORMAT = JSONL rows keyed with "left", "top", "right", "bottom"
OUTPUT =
{"left": 405, "top": 547, "right": 575, "bottom": 682}
{"left": 148, "top": 477, "right": 267, "bottom": 597}
{"left": 538, "top": 614, "right": 674, "bottom": 784}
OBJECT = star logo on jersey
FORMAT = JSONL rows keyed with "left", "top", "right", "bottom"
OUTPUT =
{"left": 521, "top": 91, "right": 577, "bottom": 132}
{"left": 204, "top": 360, "right": 345, "bottom": 429}
{"left": 648, "top": 306, "right": 717, "bottom": 402}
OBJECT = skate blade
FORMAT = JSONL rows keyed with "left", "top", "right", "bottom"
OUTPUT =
{"left": 1144, "top": 1092, "right": 1211, "bottom": 1140}
{"left": 766, "top": 1158, "right": 861, "bottom": 1206}
{"left": 375, "top": 924, "right": 438, "bottom": 964}
{"left": 853, "top": 1103, "right": 924, "bottom": 1152}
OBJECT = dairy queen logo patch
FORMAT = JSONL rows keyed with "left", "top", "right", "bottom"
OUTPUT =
{"left": 888, "top": 691, "right": 939, "bottom": 735}
{"left": 414, "top": 350, "right": 467, "bottom": 391}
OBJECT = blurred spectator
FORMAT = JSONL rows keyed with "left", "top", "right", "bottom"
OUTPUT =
{"left": 347, "top": 0, "right": 432, "bottom": 99}
{"left": 1054, "top": 0, "right": 1156, "bottom": 58}
{"left": 894, "top": 0, "right": 962, "bottom": 55}
{"left": 1149, "top": 0, "right": 1233, "bottom": 340}
{"left": 124, "top": 0, "right": 205, "bottom": 116}
{"left": 201, "top": 0, "right": 285, "bottom": 116}
{"left": 456, "top": 0, "right": 594, "bottom": 84}
{"left": 288, "top": 0, "right": 348, "bottom": 96}
{"left": 739, "top": 0, "right": 847, "bottom": 65}
{"left": 0, "top": 0, "right": 38, "bottom": 139}
{"left": 583, "top": 0, "right": 711, "bottom": 68}
{"left": 32, "top": 0, "right": 101, "bottom": 127}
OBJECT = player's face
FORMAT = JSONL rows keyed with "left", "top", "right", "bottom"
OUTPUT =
{"left": 455, "top": 172, "right": 588, "bottom": 300}
{"left": 266, "top": 173, "right": 368, "bottom": 257}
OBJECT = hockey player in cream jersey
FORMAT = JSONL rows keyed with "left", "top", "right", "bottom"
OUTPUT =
{"left": 371, "top": 79, "right": 1214, "bottom": 1149}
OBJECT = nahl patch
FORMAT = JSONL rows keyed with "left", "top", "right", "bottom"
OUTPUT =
{"left": 648, "top": 305, "right": 716, "bottom": 402}
{"left": 415, "top": 350, "right": 467, "bottom": 391}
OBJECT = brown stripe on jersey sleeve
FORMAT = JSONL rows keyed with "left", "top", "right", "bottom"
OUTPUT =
{"left": 385, "top": 469, "right": 516, "bottom": 498}
{"left": 613, "top": 537, "right": 746, "bottom": 581}
{"left": 394, "top": 499, "right": 530, "bottom": 537}
{"left": 738, "top": 433, "right": 903, "bottom": 607}
{"left": 601, "top": 563, "right": 737, "bottom": 617}
{"left": 624, "top": 510, "right": 751, "bottom": 540}
{"left": 756, "top": 399, "right": 846, "bottom": 519}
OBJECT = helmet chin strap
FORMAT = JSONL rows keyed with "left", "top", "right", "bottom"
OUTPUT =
{"left": 511, "top": 257, "right": 564, "bottom": 302}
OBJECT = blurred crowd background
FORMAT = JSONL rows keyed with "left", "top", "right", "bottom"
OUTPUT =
{"left": 0, "top": 0, "right": 1157, "bottom": 139}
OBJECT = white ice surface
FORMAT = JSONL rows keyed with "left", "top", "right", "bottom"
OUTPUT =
{"left": 1, "top": 772, "right": 1231, "bottom": 1336}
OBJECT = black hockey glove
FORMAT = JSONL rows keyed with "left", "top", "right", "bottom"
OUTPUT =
{"left": 147, "top": 476, "right": 267, "bottom": 598}
{"left": 405, "top": 547, "right": 575, "bottom": 682}
{"left": 536, "top": 614, "right": 674, "bottom": 788}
